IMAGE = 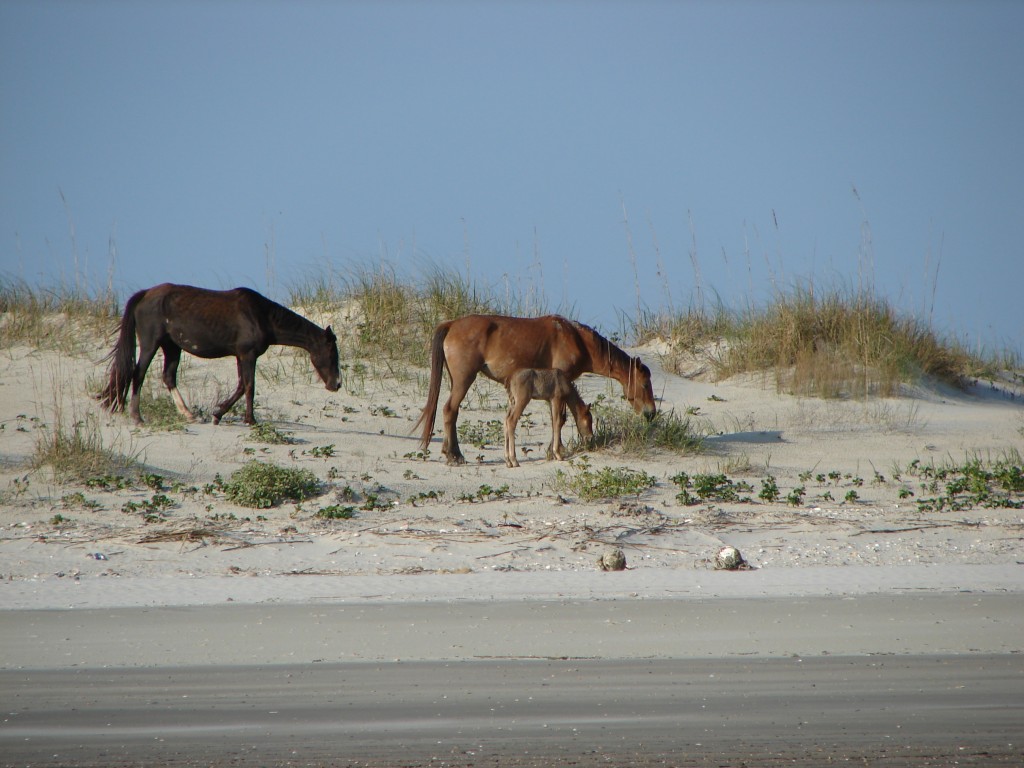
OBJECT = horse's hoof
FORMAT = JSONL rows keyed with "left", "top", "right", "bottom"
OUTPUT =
{"left": 446, "top": 455, "right": 467, "bottom": 467}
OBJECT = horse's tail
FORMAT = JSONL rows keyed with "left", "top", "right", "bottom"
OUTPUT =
{"left": 413, "top": 320, "right": 452, "bottom": 452}
{"left": 97, "top": 288, "right": 146, "bottom": 412}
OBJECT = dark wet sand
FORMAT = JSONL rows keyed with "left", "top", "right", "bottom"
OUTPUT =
{"left": 2, "top": 593, "right": 1023, "bottom": 766}
{"left": 3, "top": 655, "right": 1022, "bottom": 767}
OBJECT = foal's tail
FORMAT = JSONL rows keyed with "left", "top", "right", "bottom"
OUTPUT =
{"left": 413, "top": 320, "right": 452, "bottom": 452}
{"left": 97, "top": 288, "right": 146, "bottom": 412}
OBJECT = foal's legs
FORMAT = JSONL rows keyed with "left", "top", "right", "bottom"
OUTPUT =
{"left": 504, "top": 391, "right": 530, "bottom": 468}
{"left": 547, "top": 398, "right": 567, "bottom": 461}
{"left": 160, "top": 343, "right": 196, "bottom": 422}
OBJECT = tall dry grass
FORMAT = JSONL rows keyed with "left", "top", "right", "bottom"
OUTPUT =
{"left": 635, "top": 283, "right": 989, "bottom": 397}
{"left": 0, "top": 276, "right": 118, "bottom": 352}
{"left": 288, "top": 262, "right": 531, "bottom": 368}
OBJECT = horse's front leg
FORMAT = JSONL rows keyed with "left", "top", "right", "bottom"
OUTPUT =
{"left": 212, "top": 357, "right": 252, "bottom": 425}
{"left": 161, "top": 344, "right": 196, "bottom": 422}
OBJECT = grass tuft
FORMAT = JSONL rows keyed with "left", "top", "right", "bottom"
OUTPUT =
{"left": 32, "top": 414, "right": 137, "bottom": 483}
{"left": 590, "top": 395, "right": 704, "bottom": 455}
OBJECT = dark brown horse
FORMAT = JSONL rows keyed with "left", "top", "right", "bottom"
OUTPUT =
{"left": 415, "top": 314, "right": 656, "bottom": 465}
{"left": 98, "top": 283, "right": 341, "bottom": 425}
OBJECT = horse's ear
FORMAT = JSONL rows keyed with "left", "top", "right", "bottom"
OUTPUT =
{"left": 325, "top": 326, "right": 336, "bottom": 340}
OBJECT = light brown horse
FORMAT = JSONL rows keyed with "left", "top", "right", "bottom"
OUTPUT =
{"left": 415, "top": 314, "right": 656, "bottom": 465}
{"left": 98, "top": 283, "right": 341, "bottom": 425}
{"left": 504, "top": 368, "right": 594, "bottom": 468}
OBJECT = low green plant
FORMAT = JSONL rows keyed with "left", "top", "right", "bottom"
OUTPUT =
{"left": 458, "top": 419, "right": 505, "bottom": 449}
{"left": 554, "top": 457, "right": 657, "bottom": 501}
{"left": 307, "top": 444, "right": 336, "bottom": 459}
{"left": 85, "top": 474, "right": 133, "bottom": 491}
{"left": 671, "top": 472, "right": 753, "bottom": 505}
{"left": 906, "top": 454, "right": 1024, "bottom": 512}
{"left": 247, "top": 423, "right": 297, "bottom": 445}
{"left": 218, "top": 461, "right": 322, "bottom": 509}
{"left": 408, "top": 489, "right": 444, "bottom": 505}
{"left": 315, "top": 505, "right": 355, "bottom": 520}
{"left": 122, "top": 493, "right": 176, "bottom": 521}
{"left": 758, "top": 476, "right": 780, "bottom": 503}
{"left": 458, "top": 483, "right": 510, "bottom": 503}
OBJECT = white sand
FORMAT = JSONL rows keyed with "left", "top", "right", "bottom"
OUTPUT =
{"left": 2, "top": 317, "right": 1023, "bottom": 614}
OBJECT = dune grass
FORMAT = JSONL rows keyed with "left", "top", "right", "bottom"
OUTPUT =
{"left": 288, "top": 263, "right": 518, "bottom": 369}
{"left": 32, "top": 413, "right": 138, "bottom": 483}
{"left": 633, "top": 283, "right": 993, "bottom": 398}
{"left": 0, "top": 276, "right": 118, "bottom": 352}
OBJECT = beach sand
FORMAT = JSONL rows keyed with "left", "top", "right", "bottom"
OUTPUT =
{"left": 1, "top": 316, "right": 1022, "bottom": 655}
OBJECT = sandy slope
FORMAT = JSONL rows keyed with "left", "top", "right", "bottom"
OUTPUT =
{"left": 1, "top": 316, "right": 1022, "bottom": 611}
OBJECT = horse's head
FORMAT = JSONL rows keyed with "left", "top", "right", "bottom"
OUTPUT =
{"left": 623, "top": 356, "right": 656, "bottom": 421}
{"left": 311, "top": 326, "right": 342, "bottom": 392}
{"left": 577, "top": 401, "right": 595, "bottom": 443}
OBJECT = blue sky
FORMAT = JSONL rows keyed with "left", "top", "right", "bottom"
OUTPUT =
{"left": 2, "top": 1, "right": 1022, "bottom": 353}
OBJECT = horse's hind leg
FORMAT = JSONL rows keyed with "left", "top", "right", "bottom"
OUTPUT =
{"left": 128, "top": 340, "right": 160, "bottom": 425}
{"left": 441, "top": 372, "right": 475, "bottom": 465}
{"left": 161, "top": 343, "right": 196, "bottom": 422}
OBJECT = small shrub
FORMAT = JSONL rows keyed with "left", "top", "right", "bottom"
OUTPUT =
{"left": 786, "top": 486, "right": 806, "bottom": 506}
{"left": 554, "top": 457, "right": 657, "bottom": 501}
{"left": 220, "top": 461, "right": 322, "bottom": 508}
{"left": 671, "top": 472, "right": 753, "bottom": 505}
{"left": 758, "top": 476, "right": 780, "bottom": 503}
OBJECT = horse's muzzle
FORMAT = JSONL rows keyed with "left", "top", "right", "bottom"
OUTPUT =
{"left": 326, "top": 381, "right": 342, "bottom": 392}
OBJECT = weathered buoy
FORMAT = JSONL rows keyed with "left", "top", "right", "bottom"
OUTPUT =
{"left": 714, "top": 545, "right": 746, "bottom": 570}
{"left": 598, "top": 549, "right": 627, "bottom": 571}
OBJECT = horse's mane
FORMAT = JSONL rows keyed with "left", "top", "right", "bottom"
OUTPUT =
{"left": 240, "top": 290, "right": 315, "bottom": 329}
{"left": 567, "top": 318, "right": 632, "bottom": 368}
